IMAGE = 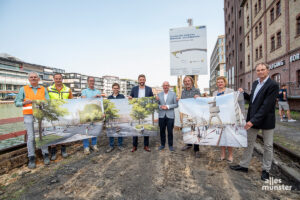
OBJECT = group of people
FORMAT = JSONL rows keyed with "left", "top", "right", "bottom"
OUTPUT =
{"left": 17, "top": 62, "right": 285, "bottom": 181}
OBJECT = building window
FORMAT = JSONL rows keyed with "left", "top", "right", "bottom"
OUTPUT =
{"left": 6, "top": 84, "right": 12, "bottom": 90}
{"left": 246, "top": 3, "right": 248, "bottom": 10}
{"left": 255, "top": 48, "right": 259, "bottom": 60}
{"left": 259, "top": 22, "right": 262, "bottom": 34}
{"left": 229, "top": 41, "right": 231, "bottom": 48}
{"left": 231, "top": 6, "right": 233, "bottom": 14}
{"left": 232, "top": 21, "right": 234, "bottom": 28}
{"left": 259, "top": 45, "right": 263, "bottom": 58}
{"left": 272, "top": 73, "right": 281, "bottom": 84}
{"left": 240, "top": 43, "right": 242, "bottom": 51}
{"left": 248, "top": 82, "right": 250, "bottom": 91}
{"left": 255, "top": 26, "right": 258, "bottom": 38}
{"left": 258, "top": 0, "right": 262, "bottom": 10}
{"left": 229, "top": 27, "right": 231, "bottom": 34}
{"left": 239, "top": 10, "right": 241, "bottom": 19}
{"left": 232, "top": 35, "right": 234, "bottom": 43}
{"left": 240, "top": 61, "right": 243, "bottom": 69}
{"left": 270, "top": 8, "right": 275, "bottom": 23}
{"left": 247, "top": 16, "right": 250, "bottom": 27}
{"left": 248, "top": 54, "right": 250, "bottom": 66}
{"left": 271, "top": 36, "right": 275, "bottom": 51}
{"left": 277, "top": 31, "right": 282, "bottom": 47}
{"left": 297, "top": 15, "right": 300, "bottom": 36}
{"left": 232, "top": 50, "right": 234, "bottom": 59}
{"left": 255, "top": 4, "right": 258, "bottom": 15}
{"left": 247, "top": 35, "right": 250, "bottom": 46}
{"left": 276, "top": 1, "right": 281, "bottom": 17}
{"left": 239, "top": 26, "right": 242, "bottom": 35}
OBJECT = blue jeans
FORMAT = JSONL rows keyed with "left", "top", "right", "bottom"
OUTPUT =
{"left": 83, "top": 137, "right": 97, "bottom": 148}
{"left": 109, "top": 137, "right": 123, "bottom": 147}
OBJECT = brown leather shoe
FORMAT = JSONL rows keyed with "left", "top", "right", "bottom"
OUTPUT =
{"left": 131, "top": 146, "right": 137, "bottom": 152}
{"left": 144, "top": 146, "right": 151, "bottom": 152}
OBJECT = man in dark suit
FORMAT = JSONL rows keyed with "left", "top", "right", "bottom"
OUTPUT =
{"left": 230, "top": 63, "right": 279, "bottom": 181}
{"left": 128, "top": 74, "right": 153, "bottom": 152}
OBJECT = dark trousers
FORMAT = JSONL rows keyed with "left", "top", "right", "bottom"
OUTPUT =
{"left": 159, "top": 116, "right": 174, "bottom": 147}
{"left": 187, "top": 144, "right": 199, "bottom": 152}
{"left": 133, "top": 136, "right": 149, "bottom": 147}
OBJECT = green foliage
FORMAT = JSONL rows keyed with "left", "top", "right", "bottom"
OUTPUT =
{"left": 79, "top": 103, "right": 104, "bottom": 123}
{"left": 130, "top": 103, "right": 149, "bottom": 124}
{"left": 33, "top": 100, "right": 69, "bottom": 141}
{"left": 33, "top": 100, "right": 69, "bottom": 122}
{"left": 173, "top": 86, "right": 177, "bottom": 95}
{"left": 35, "top": 134, "right": 63, "bottom": 148}
{"left": 129, "top": 97, "right": 158, "bottom": 124}
{"left": 135, "top": 124, "right": 158, "bottom": 131}
{"left": 103, "top": 99, "right": 120, "bottom": 123}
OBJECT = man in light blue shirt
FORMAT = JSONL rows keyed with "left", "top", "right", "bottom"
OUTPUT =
{"left": 81, "top": 76, "right": 102, "bottom": 154}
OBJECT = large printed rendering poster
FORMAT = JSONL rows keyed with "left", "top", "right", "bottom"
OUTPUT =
{"left": 105, "top": 97, "right": 159, "bottom": 137}
{"left": 170, "top": 26, "right": 207, "bottom": 75}
{"left": 179, "top": 92, "right": 247, "bottom": 147}
{"left": 32, "top": 98, "right": 104, "bottom": 148}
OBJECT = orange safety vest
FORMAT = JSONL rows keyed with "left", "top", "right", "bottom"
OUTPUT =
{"left": 23, "top": 85, "right": 46, "bottom": 115}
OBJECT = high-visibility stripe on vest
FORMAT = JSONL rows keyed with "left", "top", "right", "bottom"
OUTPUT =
{"left": 48, "top": 84, "right": 70, "bottom": 100}
{"left": 23, "top": 85, "right": 46, "bottom": 115}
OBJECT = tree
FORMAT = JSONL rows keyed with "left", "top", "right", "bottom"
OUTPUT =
{"left": 144, "top": 97, "right": 158, "bottom": 125}
{"left": 130, "top": 103, "right": 149, "bottom": 124}
{"left": 33, "top": 99, "right": 69, "bottom": 141}
{"left": 79, "top": 103, "right": 104, "bottom": 123}
{"left": 103, "top": 99, "right": 119, "bottom": 127}
{"left": 129, "top": 97, "right": 158, "bottom": 125}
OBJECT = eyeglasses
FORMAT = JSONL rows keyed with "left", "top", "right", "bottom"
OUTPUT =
{"left": 29, "top": 76, "right": 38, "bottom": 79}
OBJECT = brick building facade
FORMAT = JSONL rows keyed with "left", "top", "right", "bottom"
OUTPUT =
{"left": 224, "top": 0, "right": 245, "bottom": 90}
{"left": 227, "top": 0, "right": 300, "bottom": 110}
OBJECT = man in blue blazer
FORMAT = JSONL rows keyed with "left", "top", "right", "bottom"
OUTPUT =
{"left": 156, "top": 81, "right": 178, "bottom": 151}
{"left": 128, "top": 74, "right": 153, "bottom": 152}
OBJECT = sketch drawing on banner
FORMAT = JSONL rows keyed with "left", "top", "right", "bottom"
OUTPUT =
{"left": 179, "top": 92, "right": 247, "bottom": 147}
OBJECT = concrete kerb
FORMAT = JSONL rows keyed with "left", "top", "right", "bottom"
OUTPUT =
{"left": 254, "top": 142, "right": 300, "bottom": 185}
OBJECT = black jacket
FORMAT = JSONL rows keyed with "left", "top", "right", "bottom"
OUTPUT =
{"left": 244, "top": 78, "right": 279, "bottom": 129}
{"left": 130, "top": 85, "right": 153, "bottom": 98}
{"left": 107, "top": 93, "right": 125, "bottom": 99}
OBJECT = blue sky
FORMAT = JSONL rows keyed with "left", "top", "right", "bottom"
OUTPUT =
{"left": 0, "top": 0, "right": 225, "bottom": 89}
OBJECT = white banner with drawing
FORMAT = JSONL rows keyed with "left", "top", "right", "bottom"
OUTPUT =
{"left": 178, "top": 92, "right": 247, "bottom": 147}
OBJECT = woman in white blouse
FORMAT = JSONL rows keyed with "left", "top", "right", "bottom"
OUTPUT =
{"left": 213, "top": 76, "right": 234, "bottom": 163}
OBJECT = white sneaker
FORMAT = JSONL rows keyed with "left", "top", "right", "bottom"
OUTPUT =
{"left": 84, "top": 148, "right": 90, "bottom": 155}
{"left": 118, "top": 146, "right": 124, "bottom": 151}
{"left": 91, "top": 145, "right": 99, "bottom": 152}
{"left": 288, "top": 119, "right": 296, "bottom": 122}
{"left": 106, "top": 146, "right": 114, "bottom": 153}
{"left": 280, "top": 119, "right": 284, "bottom": 122}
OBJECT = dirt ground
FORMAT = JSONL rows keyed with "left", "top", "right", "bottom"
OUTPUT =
{"left": 0, "top": 131, "right": 299, "bottom": 200}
